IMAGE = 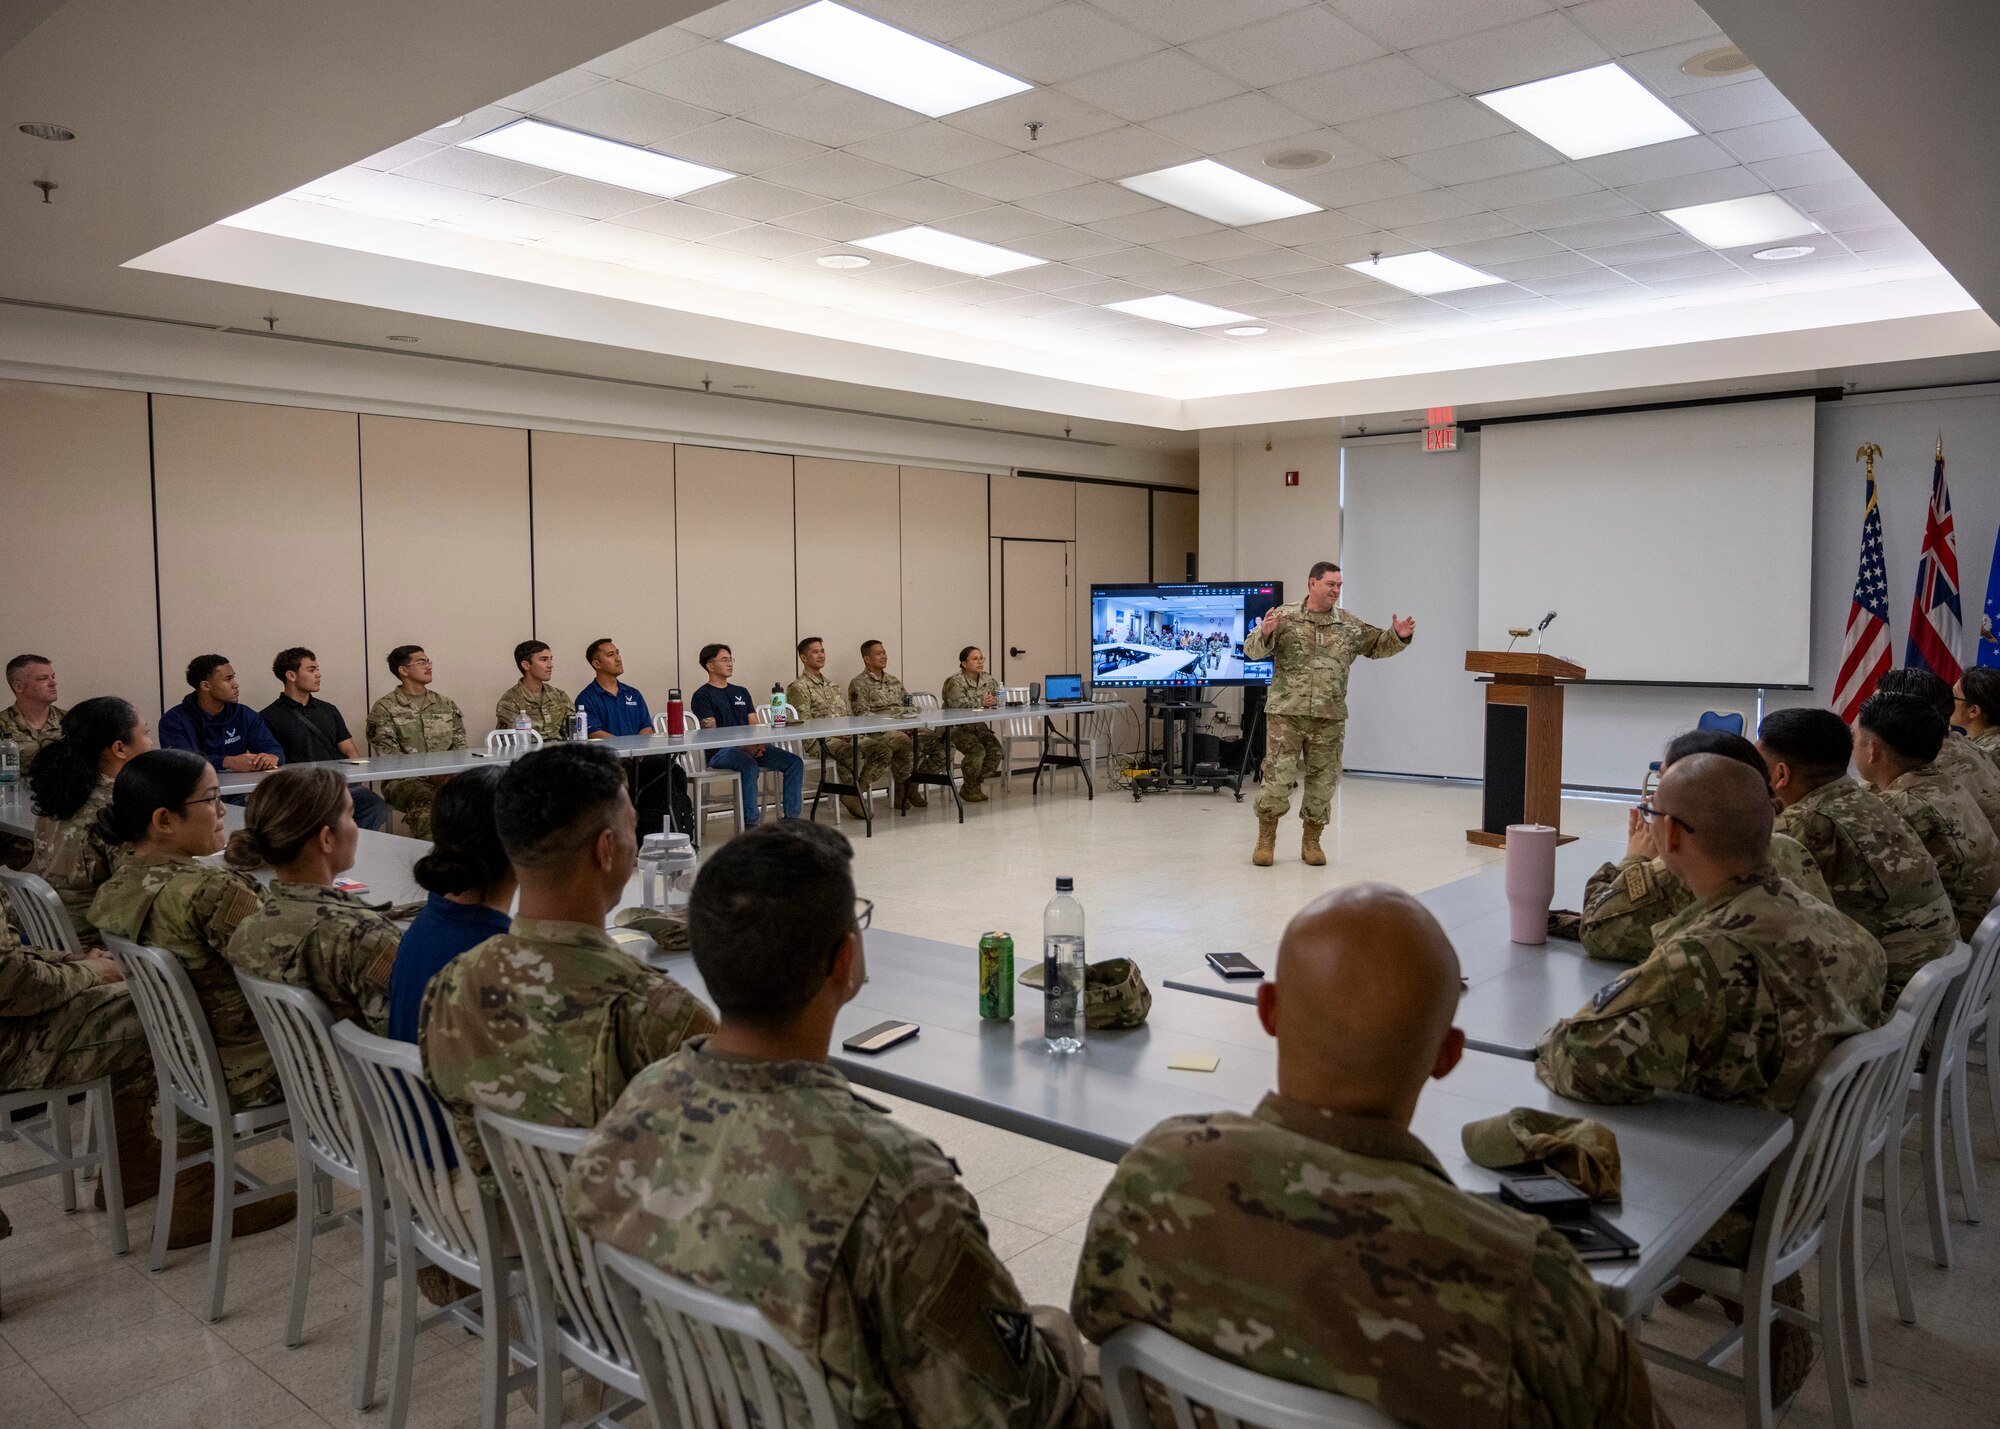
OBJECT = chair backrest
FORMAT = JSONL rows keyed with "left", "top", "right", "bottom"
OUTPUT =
{"left": 332, "top": 1020, "right": 495, "bottom": 1278}
{"left": 749, "top": 706, "right": 774, "bottom": 726}
{"left": 1696, "top": 709, "right": 1747, "bottom": 736}
{"left": 476, "top": 1109, "right": 634, "bottom": 1382}
{"left": 910, "top": 691, "right": 939, "bottom": 710}
{"left": 1100, "top": 1324, "right": 1401, "bottom": 1429}
{"left": 595, "top": 1241, "right": 842, "bottom": 1429}
{"left": 1751, "top": 1011, "right": 1911, "bottom": 1277}
{"left": 1865, "top": 945, "right": 1968, "bottom": 1156}
{"left": 236, "top": 971, "right": 375, "bottom": 1190}
{"left": 1936, "top": 905, "right": 2000, "bottom": 1076}
{"left": 655, "top": 712, "right": 674, "bottom": 734}
{"left": 103, "top": 935, "right": 228, "bottom": 1123}
{"left": 1077, "top": 707, "right": 1114, "bottom": 743}
{"left": 0, "top": 867, "right": 83, "bottom": 957}
{"left": 1003, "top": 714, "right": 1041, "bottom": 739}
{"left": 485, "top": 727, "right": 543, "bottom": 753}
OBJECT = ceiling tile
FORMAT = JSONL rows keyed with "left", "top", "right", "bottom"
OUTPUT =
{"left": 1500, "top": 188, "right": 1640, "bottom": 229}
{"left": 393, "top": 147, "right": 557, "bottom": 197}
{"left": 1015, "top": 181, "right": 1161, "bottom": 223}
{"left": 1553, "top": 213, "right": 1677, "bottom": 248}
{"left": 1671, "top": 79, "right": 1799, "bottom": 132}
{"left": 1816, "top": 200, "right": 1898, "bottom": 232}
{"left": 1713, "top": 116, "right": 1827, "bottom": 164}
{"left": 1209, "top": 247, "right": 1329, "bottom": 279}
{"left": 1186, "top": 8, "right": 1385, "bottom": 87}
{"left": 536, "top": 83, "right": 719, "bottom": 147}
{"left": 1150, "top": 231, "right": 1276, "bottom": 261}
{"left": 1088, "top": 0, "right": 1313, "bottom": 45}
{"left": 426, "top": 107, "right": 517, "bottom": 143}
{"left": 1562, "top": 0, "right": 1718, "bottom": 55}
{"left": 1339, "top": 99, "right": 1512, "bottom": 160}
{"left": 1618, "top": 37, "right": 1768, "bottom": 99}
{"left": 673, "top": 0, "right": 803, "bottom": 39}
{"left": 1393, "top": 212, "right": 1526, "bottom": 247}
{"left": 1646, "top": 270, "right": 1764, "bottom": 295}
{"left": 1858, "top": 245, "right": 1933, "bottom": 270}
{"left": 664, "top": 119, "right": 825, "bottom": 173}
{"left": 1613, "top": 251, "right": 1734, "bottom": 282}
{"left": 1482, "top": 248, "right": 1605, "bottom": 278}
{"left": 625, "top": 43, "right": 818, "bottom": 114}
{"left": 544, "top": 223, "right": 694, "bottom": 264}
{"left": 1070, "top": 246, "right": 1197, "bottom": 276}
{"left": 779, "top": 203, "right": 901, "bottom": 241}
{"left": 1060, "top": 50, "right": 1243, "bottom": 124}
{"left": 451, "top": 199, "right": 596, "bottom": 241}
{"left": 1575, "top": 134, "right": 1735, "bottom": 186}
{"left": 1523, "top": 267, "right": 1640, "bottom": 295}
{"left": 1038, "top": 305, "right": 1147, "bottom": 328}
{"left": 1269, "top": 56, "right": 1454, "bottom": 127}
{"left": 955, "top": 3, "right": 1161, "bottom": 85}
{"left": 941, "top": 89, "right": 1124, "bottom": 150}
{"left": 856, "top": 178, "right": 989, "bottom": 222}
{"left": 863, "top": 0, "right": 1069, "bottom": 42}
{"left": 1241, "top": 208, "right": 1371, "bottom": 245}
{"left": 921, "top": 277, "right": 1036, "bottom": 304}
{"left": 1335, "top": 291, "right": 1451, "bottom": 319}
{"left": 985, "top": 291, "right": 1088, "bottom": 317}
{"left": 1146, "top": 92, "right": 1319, "bottom": 151}
{"left": 989, "top": 261, "right": 1107, "bottom": 292}
{"left": 1407, "top": 12, "right": 1609, "bottom": 92}
{"left": 1401, "top": 133, "right": 1559, "bottom": 185}
{"left": 944, "top": 152, "right": 1092, "bottom": 201}
{"left": 1431, "top": 280, "right": 1532, "bottom": 308}
{"left": 1037, "top": 126, "right": 1202, "bottom": 181}
{"left": 1617, "top": 166, "right": 1769, "bottom": 212}
{"left": 1281, "top": 307, "right": 1380, "bottom": 330}
{"left": 1748, "top": 150, "right": 1853, "bottom": 190}
{"left": 1087, "top": 206, "right": 1223, "bottom": 242}
{"left": 508, "top": 175, "right": 658, "bottom": 220}
{"left": 1341, "top": 188, "right": 1479, "bottom": 229}
{"left": 1584, "top": 233, "right": 1705, "bottom": 265}
{"left": 1062, "top": 277, "right": 1159, "bottom": 304}
{"left": 359, "top": 138, "right": 446, "bottom": 171}
{"left": 1450, "top": 164, "right": 1601, "bottom": 210}
{"left": 1267, "top": 264, "right": 1382, "bottom": 293}
{"left": 745, "top": 85, "right": 923, "bottom": 147}
{"left": 679, "top": 176, "right": 821, "bottom": 221}
{"left": 1285, "top": 161, "right": 1433, "bottom": 207}
{"left": 1327, "top": 0, "right": 1551, "bottom": 51}
{"left": 1010, "top": 227, "right": 1133, "bottom": 261}
{"left": 1244, "top": 293, "right": 1336, "bottom": 316}
{"left": 1294, "top": 231, "right": 1408, "bottom": 265}
{"left": 758, "top": 152, "right": 909, "bottom": 201}
{"left": 1549, "top": 282, "right": 1650, "bottom": 305}
{"left": 845, "top": 123, "right": 1016, "bottom": 177}
{"left": 1839, "top": 224, "right": 1919, "bottom": 253}
{"left": 936, "top": 205, "right": 1069, "bottom": 241}
{"left": 1183, "top": 278, "right": 1288, "bottom": 306}
{"left": 579, "top": 27, "right": 705, "bottom": 79}
{"left": 1783, "top": 176, "right": 1879, "bottom": 214}
{"left": 500, "top": 70, "right": 605, "bottom": 114}
{"left": 1161, "top": 263, "right": 1241, "bottom": 291}
{"left": 612, "top": 203, "right": 754, "bottom": 240}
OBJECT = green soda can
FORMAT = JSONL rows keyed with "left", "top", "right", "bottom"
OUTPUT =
{"left": 978, "top": 931, "right": 1015, "bottom": 1021}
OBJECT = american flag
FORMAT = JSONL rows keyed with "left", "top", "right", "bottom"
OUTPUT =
{"left": 1833, "top": 465, "right": 1891, "bottom": 721}
{"left": 1905, "top": 439, "right": 1963, "bottom": 684}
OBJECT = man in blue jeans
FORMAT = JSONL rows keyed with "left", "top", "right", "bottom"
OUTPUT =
{"left": 690, "top": 643, "right": 802, "bottom": 826}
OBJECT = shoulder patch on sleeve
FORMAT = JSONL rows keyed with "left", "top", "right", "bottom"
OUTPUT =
{"left": 1591, "top": 971, "right": 1637, "bottom": 1013}
{"left": 1621, "top": 863, "right": 1652, "bottom": 902}
{"left": 986, "top": 1307, "right": 1034, "bottom": 1367}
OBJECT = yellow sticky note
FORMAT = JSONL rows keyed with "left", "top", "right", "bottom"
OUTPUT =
{"left": 1168, "top": 1053, "right": 1220, "bottom": 1073}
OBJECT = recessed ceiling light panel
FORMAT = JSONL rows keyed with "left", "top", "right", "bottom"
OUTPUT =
{"left": 1476, "top": 63, "right": 1696, "bottom": 160}
{"left": 1117, "top": 159, "right": 1320, "bottom": 226}
{"left": 1345, "top": 251, "right": 1503, "bottom": 295}
{"left": 1104, "top": 294, "right": 1256, "bottom": 328}
{"left": 1751, "top": 244, "right": 1816, "bottom": 261}
{"left": 1662, "top": 194, "right": 1822, "bottom": 248}
{"left": 852, "top": 225, "right": 1043, "bottom": 276}
{"left": 725, "top": 1, "right": 1030, "bottom": 118}
{"left": 461, "top": 119, "right": 734, "bottom": 199}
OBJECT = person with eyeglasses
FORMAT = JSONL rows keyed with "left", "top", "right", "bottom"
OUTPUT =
{"left": 366, "top": 644, "right": 466, "bottom": 839}
{"left": 564, "top": 820, "right": 1102, "bottom": 1429}
{"left": 1536, "top": 752, "right": 1883, "bottom": 1407}
{"left": 421, "top": 743, "right": 715, "bottom": 1197}
{"left": 1571, "top": 728, "right": 1830, "bottom": 964}
{"left": 90, "top": 749, "right": 298, "bottom": 1248}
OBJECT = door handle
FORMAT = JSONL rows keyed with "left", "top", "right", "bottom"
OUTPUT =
{"left": 1008, "top": 647, "right": 1027, "bottom": 657}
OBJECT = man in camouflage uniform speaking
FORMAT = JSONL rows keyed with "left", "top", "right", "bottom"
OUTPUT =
{"left": 1070, "top": 882, "right": 1667, "bottom": 1429}
{"left": 366, "top": 644, "right": 466, "bottom": 839}
{"left": 1243, "top": 561, "right": 1412, "bottom": 866}
{"left": 565, "top": 820, "right": 1100, "bottom": 1429}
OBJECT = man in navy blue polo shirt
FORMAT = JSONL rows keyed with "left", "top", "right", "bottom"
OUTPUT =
{"left": 161, "top": 654, "right": 284, "bottom": 775}
{"left": 577, "top": 638, "right": 653, "bottom": 738}
{"left": 691, "top": 642, "right": 801, "bottom": 826}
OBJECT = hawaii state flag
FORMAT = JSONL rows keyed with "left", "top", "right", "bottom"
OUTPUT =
{"left": 1905, "top": 438, "right": 1963, "bottom": 683}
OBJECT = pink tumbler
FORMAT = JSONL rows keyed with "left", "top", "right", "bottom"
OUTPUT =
{"left": 1505, "top": 823, "right": 1558, "bottom": 945}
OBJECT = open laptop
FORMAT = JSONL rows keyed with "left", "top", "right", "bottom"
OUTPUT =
{"left": 1044, "top": 673, "right": 1085, "bottom": 706}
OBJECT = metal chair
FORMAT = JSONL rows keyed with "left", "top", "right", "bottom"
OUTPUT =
{"left": 104, "top": 936, "right": 296, "bottom": 1322}
{"left": 909, "top": 691, "right": 939, "bottom": 711}
{"left": 475, "top": 1110, "right": 642, "bottom": 1428}
{"left": 595, "top": 1241, "right": 842, "bottom": 1429}
{"left": 1911, "top": 908, "right": 2000, "bottom": 1267}
{"left": 0, "top": 866, "right": 84, "bottom": 957}
{"left": 998, "top": 712, "right": 1044, "bottom": 792}
{"left": 0, "top": 1075, "right": 126, "bottom": 1316}
{"left": 1100, "top": 1324, "right": 1400, "bottom": 1429}
{"left": 485, "top": 728, "right": 544, "bottom": 755}
{"left": 236, "top": 972, "right": 394, "bottom": 1410}
{"left": 1642, "top": 1012, "right": 1908, "bottom": 1429}
{"left": 672, "top": 749, "right": 747, "bottom": 841}
{"left": 332, "top": 1021, "right": 538, "bottom": 1429}
{"left": 1842, "top": 946, "right": 1966, "bottom": 1383}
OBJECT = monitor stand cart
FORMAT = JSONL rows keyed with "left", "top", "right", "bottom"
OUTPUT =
{"left": 1130, "top": 688, "right": 1258, "bottom": 800}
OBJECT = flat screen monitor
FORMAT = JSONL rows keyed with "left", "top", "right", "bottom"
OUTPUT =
{"left": 1090, "top": 581, "right": 1283, "bottom": 688}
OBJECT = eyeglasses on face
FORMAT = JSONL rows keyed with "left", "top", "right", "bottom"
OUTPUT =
{"left": 1635, "top": 801, "right": 1696, "bottom": 835}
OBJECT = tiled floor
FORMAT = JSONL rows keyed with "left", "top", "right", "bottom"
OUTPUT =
{"left": 3, "top": 773, "right": 1995, "bottom": 1427}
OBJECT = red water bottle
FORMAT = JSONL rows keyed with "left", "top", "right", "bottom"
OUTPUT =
{"left": 666, "top": 689, "right": 685, "bottom": 736}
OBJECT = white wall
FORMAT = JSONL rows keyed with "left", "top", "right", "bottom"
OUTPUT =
{"left": 1196, "top": 434, "right": 1341, "bottom": 587}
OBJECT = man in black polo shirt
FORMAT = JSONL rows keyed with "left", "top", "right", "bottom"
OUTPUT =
{"left": 261, "top": 646, "right": 393, "bottom": 832}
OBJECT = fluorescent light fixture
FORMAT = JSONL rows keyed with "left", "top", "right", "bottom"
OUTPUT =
{"left": 1345, "top": 251, "right": 1503, "bottom": 295}
{"left": 1117, "top": 159, "right": 1319, "bottom": 226}
{"left": 461, "top": 119, "right": 733, "bottom": 199}
{"left": 725, "top": 1, "right": 1030, "bottom": 118}
{"left": 1104, "top": 294, "right": 1256, "bottom": 328}
{"left": 852, "top": 225, "right": 1043, "bottom": 276}
{"left": 1476, "top": 63, "right": 1695, "bottom": 160}
{"left": 1662, "top": 194, "right": 1823, "bottom": 248}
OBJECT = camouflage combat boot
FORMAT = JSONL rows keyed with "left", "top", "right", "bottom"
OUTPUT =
{"left": 1302, "top": 821, "right": 1327, "bottom": 866}
{"left": 1253, "top": 815, "right": 1279, "bottom": 866}
{"left": 961, "top": 777, "right": 988, "bottom": 803}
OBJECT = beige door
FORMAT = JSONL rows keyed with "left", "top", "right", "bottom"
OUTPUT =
{"left": 1001, "top": 540, "right": 1072, "bottom": 687}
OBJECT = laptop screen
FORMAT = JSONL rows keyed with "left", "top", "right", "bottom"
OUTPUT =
{"left": 1044, "top": 674, "right": 1084, "bottom": 702}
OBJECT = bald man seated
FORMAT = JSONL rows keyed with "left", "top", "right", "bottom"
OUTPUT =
{"left": 1070, "top": 884, "right": 1668, "bottom": 1429}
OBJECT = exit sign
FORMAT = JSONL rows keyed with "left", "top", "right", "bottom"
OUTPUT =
{"left": 1427, "top": 405, "right": 1455, "bottom": 426}
{"left": 1424, "top": 426, "right": 1459, "bottom": 452}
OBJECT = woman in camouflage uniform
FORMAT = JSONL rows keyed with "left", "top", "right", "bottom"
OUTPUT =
{"left": 25, "top": 696, "right": 153, "bottom": 945}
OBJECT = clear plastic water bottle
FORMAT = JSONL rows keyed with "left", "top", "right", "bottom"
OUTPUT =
{"left": 1043, "top": 876, "right": 1086, "bottom": 1054}
{"left": 0, "top": 735, "right": 17, "bottom": 785}
{"left": 514, "top": 708, "right": 531, "bottom": 734}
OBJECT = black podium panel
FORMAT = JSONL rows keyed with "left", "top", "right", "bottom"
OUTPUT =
{"left": 1481, "top": 702, "right": 1528, "bottom": 836}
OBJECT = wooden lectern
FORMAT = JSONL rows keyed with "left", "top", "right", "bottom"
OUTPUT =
{"left": 1465, "top": 651, "right": 1585, "bottom": 847}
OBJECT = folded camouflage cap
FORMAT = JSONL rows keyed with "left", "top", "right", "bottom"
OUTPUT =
{"left": 1545, "top": 909, "right": 1583, "bottom": 942}
{"left": 1017, "top": 957, "right": 1152, "bottom": 1028}
{"left": 1461, "top": 1107, "right": 1622, "bottom": 1201}
{"left": 614, "top": 905, "right": 691, "bottom": 953}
